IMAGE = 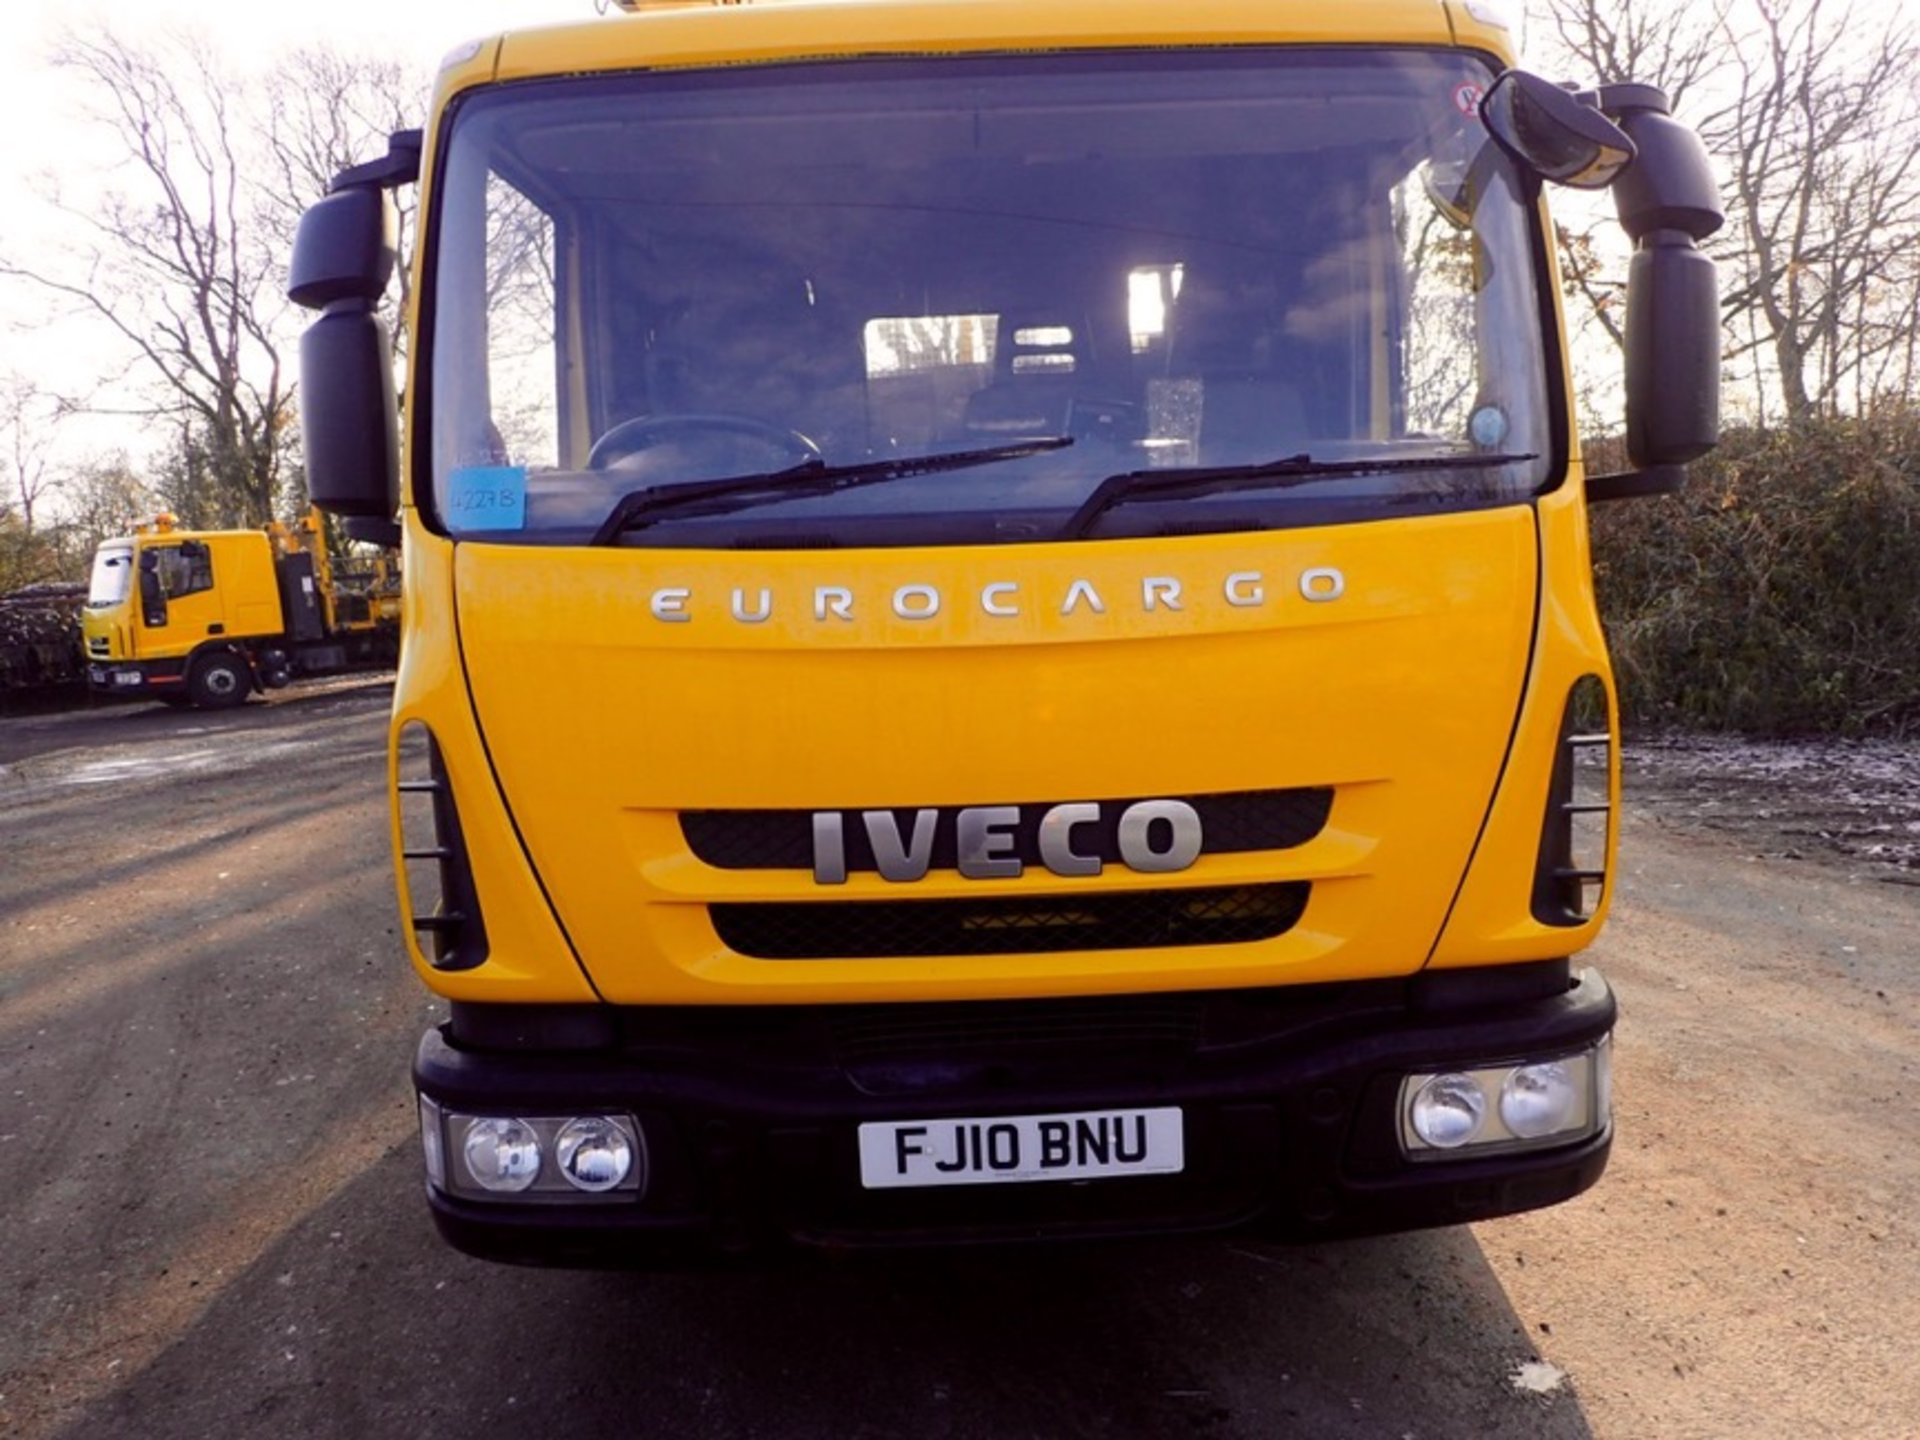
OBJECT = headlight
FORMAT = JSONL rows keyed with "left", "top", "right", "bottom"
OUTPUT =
{"left": 1409, "top": 1073, "right": 1489, "bottom": 1149}
{"left": 418, "top": 1100, "right": 646, "bottom": 1203}
{"left": 556, "top": 1117, "right": 635, "bottom": 1193}
{"left": 463, "top": 1117, "right": 543, "bottom": 1194}
{"left": 1500, "top": 1062, "right": 1579, "bottom": 1139}
{"left": 1399, "top": 1042, "right": 1608, "bottom": 1159}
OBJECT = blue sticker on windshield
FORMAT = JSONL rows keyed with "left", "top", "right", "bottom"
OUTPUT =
{"left": 447, "top": 465, "right": 528, "bottom": 531}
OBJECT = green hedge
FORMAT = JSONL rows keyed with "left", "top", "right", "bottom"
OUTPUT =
{"left": 1591, "top": 403, "right": 1920, "bottom": 736}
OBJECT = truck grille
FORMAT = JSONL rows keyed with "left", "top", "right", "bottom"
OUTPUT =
{"left": 710, "top": 882, "right": 1309, "bottom": 959}
{"left": 827, "top": 994, "right": 1205, "bottom": 1066}
{"left": 683, "top": 787, "right": 1331, "bottom": 872}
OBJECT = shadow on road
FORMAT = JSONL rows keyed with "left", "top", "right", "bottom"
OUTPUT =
{"left": 47, "top": 1149, "right": 1592, "bottom": 1440}
{"left": 4, "top": 680, "right": 1590, "bottom": 1440}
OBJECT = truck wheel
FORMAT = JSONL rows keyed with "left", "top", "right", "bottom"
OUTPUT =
{"left": 188, "top": 652, "right": 252, "bottom": 709}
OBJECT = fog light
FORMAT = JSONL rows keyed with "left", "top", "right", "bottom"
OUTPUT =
{"left": 463, "top": 1117, "right": 543, "bottom": 1193}
{"left": 556, "top": 1117, "right": 634, "bottom": 1193}
{"left": 1410, "top": 1073, "right": 1488, "bottom": 1149}
{"left": 1501, "top": 1062, "right": 1578, "bottom": 1139}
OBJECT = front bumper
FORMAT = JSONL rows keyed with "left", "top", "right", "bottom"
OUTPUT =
{"left": 415, "top": 964, "right": 1615, "bottom": 1267}
{"left": 87, "top": 659, "right": 186, "bottom": 695}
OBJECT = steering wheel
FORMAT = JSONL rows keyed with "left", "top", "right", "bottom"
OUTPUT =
{"left": 586, "top": 413, "right": 823, "bottom": 470}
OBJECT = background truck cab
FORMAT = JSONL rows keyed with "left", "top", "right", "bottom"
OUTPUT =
{"left": 81, "top": 510, "right": 398, "bottom": 708}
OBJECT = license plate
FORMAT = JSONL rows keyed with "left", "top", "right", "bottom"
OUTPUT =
{"left": 858, "top": 1107, "right": 1184, "bottom": 1190}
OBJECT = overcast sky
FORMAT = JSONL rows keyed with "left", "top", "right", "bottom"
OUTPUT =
{"left": 0, "top": 0, "right": 606, "bottom": 465}
{"left": 0, "top": 0, "right": 601, "bottom": 201}
{"left": 4, "top": 0, "right": 601, "bottom": 85}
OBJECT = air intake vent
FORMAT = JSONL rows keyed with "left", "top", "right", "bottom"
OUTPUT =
{"left": 396, "top": 722, "right": 490, "bottom": 970}
{"left": 711, "top": 883, "right": 1309, "bottom": 959}
{"left": 1533, "top": 676, "right": 1612, "bottom": 926}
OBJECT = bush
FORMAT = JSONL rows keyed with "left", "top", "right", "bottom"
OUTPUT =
{"left": 1591, "top": 402, "right": 1920, "bottom": 736}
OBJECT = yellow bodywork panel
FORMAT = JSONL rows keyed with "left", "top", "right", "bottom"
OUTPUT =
{"left": 389, "top": 529, "right": 602, "bottom": 1004}
{"left": 1428, "top": 469, "right": 1615, "bottom": 966}
{"left": 484, "top": 0, "right": 1469, "bottom": 89}
{"left": 388, "top": 0, "right": 1608, "bottom": 1011}
{"left": 424, "top": 507, "right": 1541, "bottom": 1004}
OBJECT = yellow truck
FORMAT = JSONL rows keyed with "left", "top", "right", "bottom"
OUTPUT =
{"left": 290, "top": 0, "right": 1722, "bottom": 1265}
{"left": 80, "top": 510, "right": 399, "bottom": 708}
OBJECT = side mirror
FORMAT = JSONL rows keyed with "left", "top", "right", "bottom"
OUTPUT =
{"left": 1621, "top": 234, "right": 1720, "bottom": 471}
{"left": 297, "top": 304, "right": 401, "bottom": 520}
{"left": 1594, "top": 85, "right": 1724, "bottom": 494}
{"left": 290, "top": 186, "right": 401, "bottom": 521}
{"left": 288, "top": 187, "right": 396, "bottom": 311}
{"left": 1494, "top": 80, "right": 1727, "bottom": 502}
{"left": 1481, "top": 71, "right": 1635, "bottom": 191}
{"left": 1605, "top": 85, "right": 1723, "bottom": 245}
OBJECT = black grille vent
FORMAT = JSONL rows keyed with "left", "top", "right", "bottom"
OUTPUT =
{"left": 828, "top": 995, "right": 1205, "bottom": 1067}
{"left": 684, "top": 788, "right": 1332, "bottom": 873}
{"left": 732, "top": 533, "right": 842, "bottom": 549}
{"left": 711, "top": 882, "right": 1309, "bottom": 959}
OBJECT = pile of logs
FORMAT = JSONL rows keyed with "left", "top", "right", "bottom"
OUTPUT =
{"left": 0, "top": 583, "right": 86, "bottom": 690}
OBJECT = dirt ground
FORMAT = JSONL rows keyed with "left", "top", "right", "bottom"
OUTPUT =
{"left": 2, "top": 686, "right": 1917, "bottom": 1438}
{"left": 1486, "top": 742, "right": 1920, "bottom": 1438}
{"left": 1622, "top": 731, "right": 1920, "bottom": 882}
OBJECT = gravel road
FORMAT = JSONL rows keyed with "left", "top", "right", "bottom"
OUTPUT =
{"left": 2, "top": 685, "right": 1916, "bottom": 1439}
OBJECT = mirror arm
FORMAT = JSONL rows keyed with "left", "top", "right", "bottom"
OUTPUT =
{"left": 1587, "top": 465, "right": 1686, "bottom": 503}
{"left": 343, "top": 516, "right": 403, "bottom": 548}
{"left": 330, "top": 130, "right": 423, "bottom": 194}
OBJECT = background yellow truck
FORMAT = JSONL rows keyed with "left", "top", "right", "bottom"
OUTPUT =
{"left": 80, "top": 510, "right": 399, "bottom": 708}
{"left": 290, "top": 0, "right": 1722, "bottom": 1265}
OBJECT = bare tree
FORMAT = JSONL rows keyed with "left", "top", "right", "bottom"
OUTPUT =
{"left": 1, "top": 377, "right": 64, "bottom": 535}
{"left": 0, "top": 30, "right": 427, "bottom": 531}
{"left": 0, "top": 30, "right": 291, "bottom": 527}
{"left": 259, "top": 45, "right": 424, "bottom": 335}
{"left": 1533, "top": 0, "right": 1732, "bottom": 118}
{"left": 1531, "top": 0, "right": 1920, "bottom": 427}
{"left": 1717, "top": 0, "right": 1920, "bottom": 421}
{"left": 51, "top": 452, "right": 154, "bottom": 556}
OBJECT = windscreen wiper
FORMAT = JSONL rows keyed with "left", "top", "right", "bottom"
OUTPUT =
{"left": 1058, "top": 451, "right": 1538, "bottom": 540}
{"left": 588, "top": 436, "right": 1074, "bottom": 546}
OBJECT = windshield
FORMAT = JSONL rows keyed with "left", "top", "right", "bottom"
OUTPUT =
{"left": 87, "top": 545, "right": 135, "bottom": 607}
{"left": 426, "top": 49, "right": 1555, "bottom": 548}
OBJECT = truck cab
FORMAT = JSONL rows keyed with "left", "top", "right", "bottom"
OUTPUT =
{"left": 292, "top": 0, "right": 1721, "bottom": 1265}
{"left": 82, "top": 511, "right": 398, "bottom": 707}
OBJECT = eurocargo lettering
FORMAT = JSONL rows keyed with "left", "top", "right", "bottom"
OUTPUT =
{"left": 290, "top": 0, "right": 1723, "bottom": 1265}
{"left": 640, "top": 565, "right": 1348, "bottom": 624}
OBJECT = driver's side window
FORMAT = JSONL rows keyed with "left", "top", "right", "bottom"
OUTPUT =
{"left": 156, "top": 543, "right": 214, "bottom": 599}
